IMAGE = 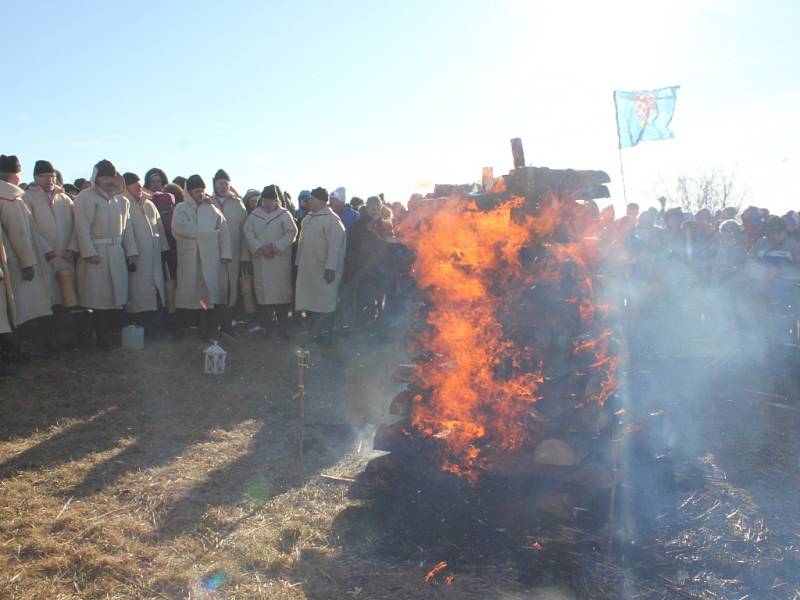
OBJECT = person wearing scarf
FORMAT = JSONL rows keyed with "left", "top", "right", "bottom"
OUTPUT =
{"left": 151, "top": 190, "right": 177, "bottom": 277}
{"left": 73, "top": 159, "right": 139, "bottom": 350}
{"left": 143, "top": 167, "right": 168, "bottom": 194}
{"left": 171, "top": 174, "right": 232, "bottom": 338}
{"left": 211, "top": 169, "right": 247, "bottom": 336}
{"left": 294, "top": 187, "right": 346, "bottom": 345}
{"left": 23, "top": 159, "right": 80, "bottom": 350}
{"left": 123, "top": 173, "right": 169, "bottom": 339}
{"left": 243, "top": 185, "right": 298, "bottom": 338}
{"left": 0, "top": 155, "right": 54, "bottom": 357}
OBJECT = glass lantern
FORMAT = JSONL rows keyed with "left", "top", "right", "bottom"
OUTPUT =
{"left": 204, "top": 341, "right": 227, "bottom": 375}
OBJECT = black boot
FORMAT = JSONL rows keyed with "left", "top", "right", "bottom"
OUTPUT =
{"left": 276, "top": 304, "right": 291, "bottom": 339}
{"left": 93, "top": 310, "right": 112, "bottom": 351}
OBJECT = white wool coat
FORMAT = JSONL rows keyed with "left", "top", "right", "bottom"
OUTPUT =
{"left": 0, "top": 211, "right": 16, "bottom": 333}
{"left": 294, "top": 207, "right": 346, "bottom": 314}
{"left": 23, "top": 185, "right": 78, "bottom": 306}
{"left": 125, "top": 194, "right": 169, "bottom": 313}
{"left": 73, "top": 186, "right": 138, "bottom": 310}
{"left": 0, "top": 180, "right": 53, "bottom": 324}
{"left": 243, "top": 207, "right": 297, "bottom": 305}
{"left": 171, "top": 197, "right": 232, "bottom": 309}
{"left": 212, "top": 195, "right": 247, "bottom": 306}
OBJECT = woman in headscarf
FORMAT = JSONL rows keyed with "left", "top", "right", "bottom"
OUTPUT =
{"left": 143, "top": 168, "right": 169, "bottom": 194}
{"left": 243, "top": 185, "right": 298, "bottom": 338}
{"left": 242, "top": 189, "right": 261, "bottom": 214}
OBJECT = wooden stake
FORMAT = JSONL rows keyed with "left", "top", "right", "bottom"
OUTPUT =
{"left": 294, "top": 347, "right": 311, "bottom": 480}
{"left": 607, "top": 419, "right": 621, "bottom": 562}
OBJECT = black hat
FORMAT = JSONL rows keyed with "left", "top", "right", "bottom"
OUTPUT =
{"left": 144, "top": 167, "right": 168, "bottom": 188}
{"left": 94, "top": 159, "right": 116, "bottom": 178}
{"left": 766, "top": 215, "right": 787, "bottom": 233}
{"left": 260, "top": 184, "right": 279, "bottom": 199}
{"left": 186, "top": 174, "right": 206, "bottom": 191}
{"left": 0, "top": 155, "right": 21, "bottom": 173}
{"left": 123, "top": 172, "right": 140, "bottom": 186}
{"left": 74, "top": 178, "right": 87, "bottom": 188}
{"left": 310, "top": 187, "right": 328, "bottom": 203}
{"left": 63, "top": 183, "right": 79, "bottom": 195}
{"left": 213, "top": 169, "right": 230, "bottom": 182}
{"left": 33, "top": 160, "right": 55, "bottom": 176}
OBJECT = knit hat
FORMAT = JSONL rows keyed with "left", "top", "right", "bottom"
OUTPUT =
{"left": 33, "top": 160, "right": 55, "bottom": 175}
{"left": 0, "top": 155, "right": 21, "bottom": 173}
{"left": 186, "top": 174, "right": 206, "bottom": 191}
{"left": 94, "top": 159, "right": 116, "bottom": 178}
{"left": 330, "top": 186, "right": 346, "bottom": 204}
{"left": 260, "top": 184, "right": 279, "bottom": 199}
{"left": 213, "top": 169, "right": 230, "bottom": 182}
{"left": 123, "top": 172, "right": 140, "bottom": 186}
{"left": 310, "top": 187, "right": 328, "bottom": 203}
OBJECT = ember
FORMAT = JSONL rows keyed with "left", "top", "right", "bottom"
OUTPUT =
{"left": 424, "top": 560, "right": 449, "bottom": 583}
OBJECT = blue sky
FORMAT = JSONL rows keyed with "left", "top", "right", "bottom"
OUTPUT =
{"left": 5, "top": 0, "right": 799, "bottom": 212}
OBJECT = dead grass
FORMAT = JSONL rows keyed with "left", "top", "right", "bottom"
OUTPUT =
{"left": 2, "top": 328, "right": 800, "bottom": 599}
{"left": 0, "top": 328, "right": 531, "bottom": 599}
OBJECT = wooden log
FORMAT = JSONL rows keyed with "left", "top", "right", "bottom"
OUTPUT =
{"left": 487, "top": 454, "right": 614, "bottom": 489}
{"left": 389, "top": 390, "right": 415, "bottom": 416}
{"left": 373, "top": 418, "right": 414, "bottom": 453}
{"left": 532, "top": 435, "right": 594, "bottom": 466}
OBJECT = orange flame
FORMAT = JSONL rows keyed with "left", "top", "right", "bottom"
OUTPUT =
{"left": 399, "top": 194, "right": 618, "bottom": 481}
{"left": 424, "top": 561, "right": 448, "bottom": 583}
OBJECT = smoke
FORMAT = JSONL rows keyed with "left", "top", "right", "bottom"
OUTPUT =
{"left": 596, "top": 221, "right": 794, "bottom": 542}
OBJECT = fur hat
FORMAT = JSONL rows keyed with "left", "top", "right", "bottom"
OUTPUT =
{"left": 213, "top": 169, "right": 230, "bottom": 182}
{"left": 0, "top": 155, "right": 21, "bottom": 173}
{"left": 33, "top": 160, "right": 55, "bottom": 175}
{"left": 186, "top": 174, "right": 206, "bottom": 191}
{"left": 94, "top": 159, "right": 116, "bottom": 178}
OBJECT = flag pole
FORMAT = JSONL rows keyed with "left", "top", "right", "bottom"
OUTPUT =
{"left": 613, "top": 91, "right": 629, "bottom": 205}
{"left": 617, "top": 146, "right": 629, "bottom": 205}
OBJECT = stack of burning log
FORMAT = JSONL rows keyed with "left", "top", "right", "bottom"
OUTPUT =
{"left": 370, "top": 139, "right": 621, "bottom": 497}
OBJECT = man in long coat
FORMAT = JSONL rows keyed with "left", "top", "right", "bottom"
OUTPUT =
{"left": 295, "top": 187, "right": 346, "bottom": 344}
{"left": 24, "top": 159, "right": 80, "bottom": 350}
{"left": 211, "top": 169, "right": 247, "bottom": 335}
{"left": 73, "top": 159, "right": 138, "bottom": 350}
{"left": 243, "top": 185, "right": 298, "bottom": 337}
{"left": 171, "top": 174, "right": 232, "bottom": 337}
{"left": 0, "top": 155, "right": 21, "bottom": 371}
{"left": 123, "top": 173, "right": 169, "bottom": 338}
{"left": 0, "top": 155, "right": 53, "bottom": 355}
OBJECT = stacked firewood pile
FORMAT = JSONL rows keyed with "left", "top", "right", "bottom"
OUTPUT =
{"left": 366, "top": 140, "right": 622, "bottom": 508}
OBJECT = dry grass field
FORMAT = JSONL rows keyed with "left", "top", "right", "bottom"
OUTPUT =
{"left": 1, "top": 327, "right": 530, "bottom": 599}
{"left": 2, "top": 325, "right": 800, "bottom": 599}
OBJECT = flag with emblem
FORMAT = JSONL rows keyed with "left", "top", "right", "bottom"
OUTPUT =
{"left": 614, "top": 86, "right": 680, "bottom": 149}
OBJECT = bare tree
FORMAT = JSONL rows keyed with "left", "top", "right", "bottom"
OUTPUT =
{"left": 669, "top": 168, "right": 750, "bottom": 213}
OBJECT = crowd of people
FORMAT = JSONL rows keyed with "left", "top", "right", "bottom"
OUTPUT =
{"left": 601, "top": 198, "right": 800, "bottom": 362}
{"left": 1, "top": 152, "right": 796, "bottom": 378}
{"left": 0, "top": 155, "right": 407, "bottom": 377}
